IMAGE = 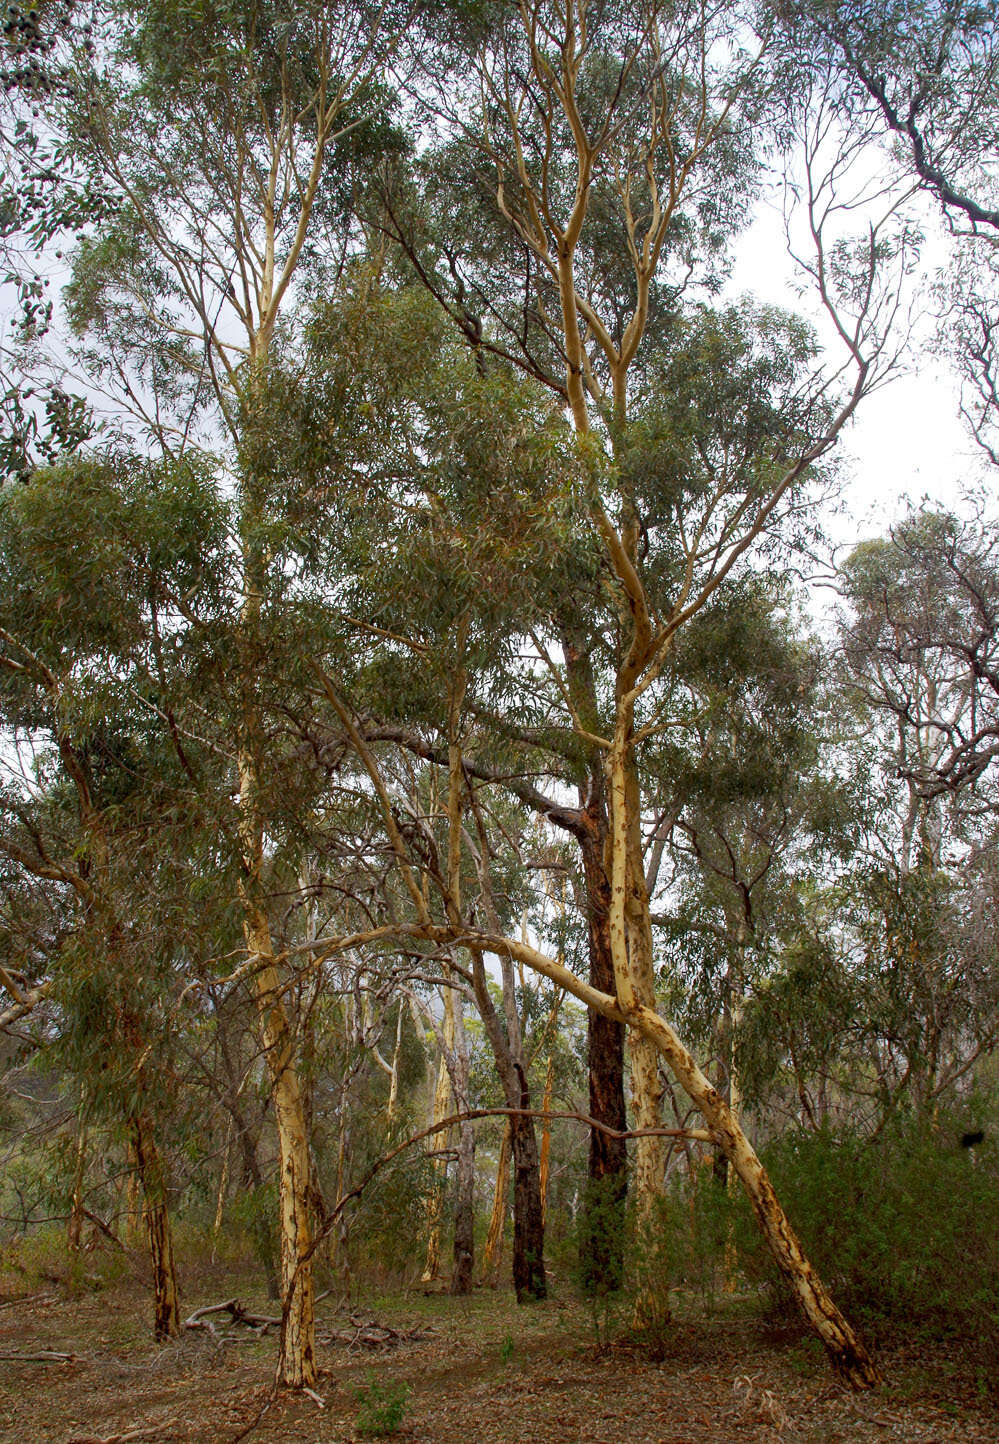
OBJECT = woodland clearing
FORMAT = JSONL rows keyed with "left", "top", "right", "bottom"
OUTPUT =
{"left": 1, "top": 1271, "right": 996, "bottom": 1444}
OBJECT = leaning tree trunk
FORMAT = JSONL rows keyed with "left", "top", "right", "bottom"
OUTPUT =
{"left": 129, "top": 1113, "right": 180, "bottom": 1342}
{"left": 483, "top": 925, "right": 883, "bottom": 1388}
{"left": 632, "top": 1000, "right": 883, "bottom": 1387}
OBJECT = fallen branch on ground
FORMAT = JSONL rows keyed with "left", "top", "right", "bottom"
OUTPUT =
{"left": 319, "top": 1315, "right": 436, "bottom": 1351}
{"left": 66, "top": 1424, "right": 179, "bottom": 1444}
{"left": 184, "top": 1299, "right": 280, "bottom": 1335}
{"left": 0, "top": 1348, "right": 75, "bottom": 1363}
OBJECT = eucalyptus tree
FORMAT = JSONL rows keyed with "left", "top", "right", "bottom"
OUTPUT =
{"left": 338, "top": 0, "right": 917, "bottom": 1382}
{"left": 840, "top": 506, "right": 999, "bottom": 804}
{"left": 293, "top": 285, "right": 585, "bottom": 1300}
{"left": 829, "top": 510, "right": 999, "bottom": 1109}
{"left": 780, "top": 1, "right": 999, "bottom": 466}
{"left": 0, "top": 454, "right": 233, "bottom": 1337}
{"left": 782, "top": 0, "right": 999, "bottom": 236}
{"left": 0, "top": 1, "right": 106, "bottom": 482}
{"left": 49, "top": 0, "right": 420, "bottom": 1387}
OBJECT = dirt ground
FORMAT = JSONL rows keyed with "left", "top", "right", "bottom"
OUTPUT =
{"left": 1, "top": 1274, "right": 996, "bottom": 1444}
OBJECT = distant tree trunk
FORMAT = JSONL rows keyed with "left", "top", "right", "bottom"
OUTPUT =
{"left": 129, "top": 1113, "right": 179, "bottom": 1342}
{"left": 67, "top": 1118, "right": 87, "bottom": 1253}
{"left": 482, "top": 1122, "right": 510, "bottom": 1286}
{"left": 470, "top": 949, "right": 546, "bottom": 1301}
{"left": 452, "top": 1118, "right": 476, "bottom": 1295}
{"left": 422, "top": 989, "right": 455, "bottom": 1284}
{"left": 228, "top": 1093, "right": 280, "bottom": 1301}
{"left": 539, "top": 1049, "right": 556, "bottom": 1224}
{"left": 509, "top": 1071, "right": 547, "bottom": 1301}
{"left": 449, "top": 979, "right": 475, "bottom": 1295}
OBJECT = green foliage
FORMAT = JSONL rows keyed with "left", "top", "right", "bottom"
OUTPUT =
{"left": 352, "top": 1370, "right": 411, "bottom": 1437}
{"left": 735, "top": 1111, "right": 999, "bottom": 1358}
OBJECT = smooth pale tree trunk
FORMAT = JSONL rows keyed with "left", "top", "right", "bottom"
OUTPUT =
{"left": 237, "top": 547, "right": 316, "bottom": 1385}
{"left": 242, "top": 896, "right": 317, "bottom": 1388}
{"left": 637, "top": 1003, "right": 881, "bottom": 1386}
{"left": 421, "top": 1019, "right": 453, "bottom": 1284}
{"left": 67, "top": 1120, "right": 87, "bottom": 1252}
{"left": 129, "top": 1113, "right": 180, "bottom": 1342}
{"left": 618, "top": 752, "right": 667, "bottom": 1200}
{"left": 386, "top": 999, "right": 404, "bottom": 1121}
{"left": 607, "top": 741, "right": 668, "bottom": 1321}
{"left": 482, "top": 1122, "right": 510, "bottom": 1286}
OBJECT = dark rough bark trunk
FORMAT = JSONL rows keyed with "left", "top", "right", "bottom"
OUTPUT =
{"left": 579, "top": 783, "right": 628, "bottom": 1293}
{"left": 509, "top": 1065, "right": 547, "bottom": 1302}
{"left": 470, "top": 951, "right": 546, "bottom": 1302}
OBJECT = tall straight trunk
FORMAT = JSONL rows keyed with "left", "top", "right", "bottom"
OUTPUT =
{"left": 67, "top": 1119, "right": 87, "bottom": 1252}
{"left": 609, "top": 734, "right": 668, "bottom": 1321}
{"left": 621, "top": 754, "right": 667, "bottom": 1201}
{"left": 482, "top": 1122, "right": 510, "bottom": 1286}
{"left": 449, "top": 979, "right": 475, "bottom": 1295}
{"left": 421, "top": 1025, "right": 453, "bottom": 1284}
{"left": 563, "top": 639, "right": 629, "bottom": 1291}
{"left": 242, "top": 893, "right": 317, "bottom": 1388}
{"left": 237, "top": 535, "right": 316, "bottom": 1385}
{"left": 129, "top": 1113, "right": 179, "bottom": 1342}
{"left": 470, "top": 949, "right": 547, "bottom": 1301}
{"left": 578, "top": 781, "right": 628, "bottom": 1292}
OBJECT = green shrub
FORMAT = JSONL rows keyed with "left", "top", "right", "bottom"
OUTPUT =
{"left": 352, "top": 1370, "right": 411, "bottom": 1437}
{"left": 734, "top": 1106, "right": 999, "bottom": 1355}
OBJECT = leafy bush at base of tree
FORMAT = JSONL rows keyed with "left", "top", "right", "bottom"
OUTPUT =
{"left": 732, "top": 1106, "right": 999, "bottom": 1369}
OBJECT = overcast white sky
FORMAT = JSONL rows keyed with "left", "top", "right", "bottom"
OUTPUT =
{"left": 727, "top": 194, "right": 988, "bottom": 559}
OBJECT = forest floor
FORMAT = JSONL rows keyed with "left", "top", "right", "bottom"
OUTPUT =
{"left": 1, "top": 1265, "right": 996, "bottom": 1444}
